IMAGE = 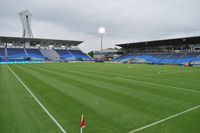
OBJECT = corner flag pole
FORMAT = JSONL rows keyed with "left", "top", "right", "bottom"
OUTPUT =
{"left": 80, "top": 114, "right": 86, "bottom": 133}
{"left": 80, "top": 127, "right": 83, "bottom": 133}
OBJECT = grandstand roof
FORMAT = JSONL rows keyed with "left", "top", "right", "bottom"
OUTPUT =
{"left": 116, "top": 36, "right": 200, "bottom": 48}
{"left": 0, "top": 36, "right": 83, "bottom": 47}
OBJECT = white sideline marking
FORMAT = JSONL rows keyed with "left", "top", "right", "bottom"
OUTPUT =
{"left": 128, "top": 105, "right": 200, "bottom": 133}
{"left": 117, "top": 77, "right": 200, "bottom": 94}
{"left": 6, "top": 65, "right": 67, "bottom": 133}
{"left": 157, "top": 70, "right": 194, "bottom": 75}
{"left": 142, "top": 70, "right": 193, "bottom": 76}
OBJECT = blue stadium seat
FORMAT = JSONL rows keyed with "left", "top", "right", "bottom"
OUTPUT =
{"left": 55, "top": 49, "right": 74, "bottom": 60}
{"left": 68, "top": 50, "right": 93, "bottom": 61}
{"left": 111, "top": 52, "right": 200, "bottom": 65}
{"left": 7, "top": 48, "right": 26, "bottom": 60}
{"left": 0, "top": 48, "right": 5, "bottom": 59}
{"left": 56, "top": 49, "right": 93, "bottom": 61}
{"left": 174, "top": 53, "right": 199, "bottom": 65}
{"left": 26, "top": 49, "right": 46, "bottom": 61}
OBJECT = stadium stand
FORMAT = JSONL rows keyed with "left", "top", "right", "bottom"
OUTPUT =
{"left": 112, "top": 52, "right": 200, "bottom": 65}
{"left": 68, "top": 50, "right": 93, "bottom": 61}
{"left": 111, "top": 55, "right": 128, "bottom": 62}
{"left": 55, "top": 49, "right": 93, "bottom": 61}
{"left": 0, "top": 48, "right": 5, "bottom": 61}
{"left": 0, "top": 36, "right": 93, "bottom": 63}
{"left": 26, "top": 48, "right": 46, "bottom": 61}
{"left": 0, "top": 48, "right": 5, "bottom": 57}
{"left": 190, "top": 54, "right": 200, "bottom": 65}
{"left": 0, "top": 47, "right": 93, "bottom": 62}
{"left": 173, "top": 53, "right": 199, "bottom": 65}
{"left": 159, "top": 53, "right": 184, "bottom": 64}
{"left": 40, "top": 49, "right": 60, "bottom": 61}
{"left": 55, "top": 49, "right": 75, "bottom": 60}
{"left": 112, "top": 36, "right": 200, "bottom": 66}
{"left": 7, "top": 48, "right": 27, "bottom": 61}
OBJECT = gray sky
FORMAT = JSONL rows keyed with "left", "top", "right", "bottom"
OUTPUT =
{"left": 0, "top": 0, "right": 200, "bottom": 52}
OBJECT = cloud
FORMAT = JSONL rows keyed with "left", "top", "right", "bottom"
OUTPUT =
{"left": 0, "top": 0, "right": 200, "bottom": 52}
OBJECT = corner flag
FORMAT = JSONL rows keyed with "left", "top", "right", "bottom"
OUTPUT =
{"left": 80, "top": 114, "right": 86, "bottom": 133}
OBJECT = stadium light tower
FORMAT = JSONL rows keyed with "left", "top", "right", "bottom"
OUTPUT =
{"left": 98, "top": 27, "right": 106, "bottom": 59}
{"left": 19, "top": 10, "right": 33, "bottom": 38}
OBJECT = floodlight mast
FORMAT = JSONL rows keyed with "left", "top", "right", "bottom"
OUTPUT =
{"left": 98, "top": 27, "right": 106, "bottom": 60}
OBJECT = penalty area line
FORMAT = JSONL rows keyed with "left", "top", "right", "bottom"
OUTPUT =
{"left": 6, "top": 65, "right": 67, "bottom": 133}
{"left": 128, "top": 105, "right": 200, "bottom": 133}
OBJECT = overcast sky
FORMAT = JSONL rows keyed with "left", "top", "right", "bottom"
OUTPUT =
{"left": 0, "top": 0, "right": 200, "bottom": 52}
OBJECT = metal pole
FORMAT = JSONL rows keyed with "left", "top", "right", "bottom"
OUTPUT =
{"left": 80, "top": 128, "right": 83, "bottom": 133}
{"left": 101, "top": 34, "right": 103, "bottom": 59}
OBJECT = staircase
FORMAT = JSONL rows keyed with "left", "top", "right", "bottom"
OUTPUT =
{"left": 24, "top": 48, "right": 28, "bottom": 57}
{"left": 192, "top": 53, "right": 200, "bottom": 60}
{"left": 172, "top": 53, "right": 187, "bottom": 64}
{"left": 5, "top": 47, "right": 7, "bottom": 57}
{"left": 66, "top": 50, "right": 75, "bottom": 57}
{"left": 40, "top": 49, "right": 60, "bottom": 61}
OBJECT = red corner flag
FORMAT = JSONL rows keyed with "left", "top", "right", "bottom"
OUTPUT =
{"left": 80, "top": 115, "right": 86, "bottom": 133}
{"left": 80, "top": 115, "right": 86, "bottom": 128}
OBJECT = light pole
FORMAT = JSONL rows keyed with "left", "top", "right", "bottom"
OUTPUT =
{"left": 98, "top": 27, "right": 106, "bottom": 60}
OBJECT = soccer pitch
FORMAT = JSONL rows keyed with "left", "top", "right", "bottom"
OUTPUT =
{"left": 1, "top": 63, "right": 200, "bottom": 133}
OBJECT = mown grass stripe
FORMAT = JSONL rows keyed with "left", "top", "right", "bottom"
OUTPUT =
{"left": 4, "top": 63, "right": 200, "bottom": 133}
{"left": 6, "top": 65, "right": 67, "bottom": 133}
{"left": 29, "top": 64, "right": 200, "bottom": 103}
{"left": 39, "top": 63, "right": 200, "bottom": 93}
{"left": 128, "top": 105, "right": 200, "bottom": 133}
{"left": 20, "top": 64, "right": 200, "bottom": 131}
{"left": 117, "top": 77, "right": 200, "bottom": 94}
{"left": 12, "top": 64, "right": 128, "bottom": 132}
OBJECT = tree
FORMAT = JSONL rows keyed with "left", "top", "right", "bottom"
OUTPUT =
{"left": 88, "top": 51, "right": 94, "bottom": 57}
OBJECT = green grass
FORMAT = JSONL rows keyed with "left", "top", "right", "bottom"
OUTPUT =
{"left": 0, "top": 63, "right": 200, "bottom": 133}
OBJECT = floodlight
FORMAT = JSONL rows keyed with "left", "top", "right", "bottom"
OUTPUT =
{"left": 8, "top": 43, "right": 13, "bottom": 46}
{"left": 98, "top": 27, "right": 106, "bottom": 60}
{"left": 36, "top": 44, "right": 40, "bottom": 47}
{"left": 49, "top": 45, "right": 54, "bottom": 48}
{"left": 98, "top": 27, "right": 106, "bottom": 34}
